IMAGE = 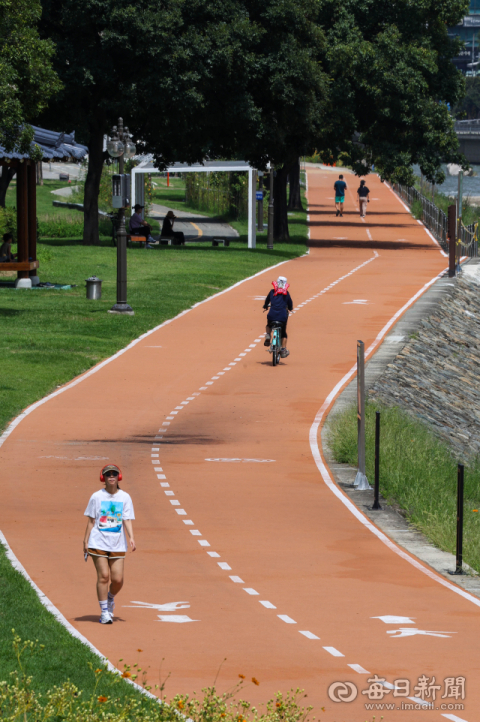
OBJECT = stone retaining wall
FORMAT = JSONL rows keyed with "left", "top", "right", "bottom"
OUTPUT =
{"left": 369, "top": 275, "right": 480, "bottom": 459}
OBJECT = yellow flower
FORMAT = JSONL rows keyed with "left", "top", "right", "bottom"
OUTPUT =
{"left": 177, "top": 701, "right": 185, "bottom": 710}
{"left": 94, "top": 669, "right": 102, "bottom": 674}
{"left": 122, "top": 671, "right": 131, "bottom": 678}
{"left": 252, "top": 677, "right": 259, "bottom": 686}
{"left": 98, "top": 696, "right": 108, "bottom": 703}
{"left": 473, "top": 509, "right": 479, "bottom": 512}
{"left": 276, "top": 702, "right": 281, "bottom": 708}
{"left": 137, "top": 649, "right": 143, "bottom": 652}
{"left": 238, "top": 674, "right": 245, "bottom": 680}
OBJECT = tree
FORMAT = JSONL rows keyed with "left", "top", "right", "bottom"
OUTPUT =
{"left": 314, "top": 0, "right": 468, "bottom": 187}
{"left": 0, "top": 0, "right": 61, "bottom": 204}
{"left": 454, "top": 76, "right": 480, "bottom": 120}
{"left": 39, "top": 0, "right": 329, "bottom": 243}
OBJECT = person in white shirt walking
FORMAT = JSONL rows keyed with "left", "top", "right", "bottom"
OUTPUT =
{"left": 83, "top": 464, "right": 136, "bottom": 624}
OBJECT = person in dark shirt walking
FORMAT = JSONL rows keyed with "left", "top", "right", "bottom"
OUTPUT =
{"left": 263, "top": 276, "right": 293, "bottom": 358}
{"left": 357, "top": 180, "right": 370, "bottom": 218}
{"left": 334, "top": 174, "right": 347, "bottom": 217}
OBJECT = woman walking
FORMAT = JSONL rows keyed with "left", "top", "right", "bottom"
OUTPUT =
{"left": 83, "top": 464, "right": 136, "bottom": 624}
{"left": 357, "top": 179, "right": 370, "bottom": 218}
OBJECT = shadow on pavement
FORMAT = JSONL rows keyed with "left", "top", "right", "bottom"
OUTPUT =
{"left": 307, "top": 239, "right": 435, "bottom": 250}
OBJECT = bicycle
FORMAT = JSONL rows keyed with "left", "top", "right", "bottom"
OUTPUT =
{"left": 269, "top": 320, "right": 283, "bottom": 366}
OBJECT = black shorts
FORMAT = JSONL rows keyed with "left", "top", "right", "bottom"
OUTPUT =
{"left": 267, "top": 317, "right": 287, "bottom": 339}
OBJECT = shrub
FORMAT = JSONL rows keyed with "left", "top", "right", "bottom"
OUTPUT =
{"left": 411, "top": 198, "right": 423, "bottom": 220}
{"left": 0, "top": 206, "right": 17, "bottom": 239}
{"left": 2, "top": 634, "right": 315, "bottom": 722}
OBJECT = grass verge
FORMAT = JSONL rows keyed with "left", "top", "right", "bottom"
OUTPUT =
{"left": 327, "top": 401, "right": 480, "bottom": 573}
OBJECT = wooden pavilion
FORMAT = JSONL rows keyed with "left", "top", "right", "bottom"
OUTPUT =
{"left": 0, "top": 127, "right": 87, "bottom": 287}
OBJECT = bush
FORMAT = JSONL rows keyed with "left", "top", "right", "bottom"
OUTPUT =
{"left": 411, "top": 198, "right": 423, "bottom": 220}
{"left": 2, "top": 634, "right": 315, "bottom": 722}
{"left": 37, "top": 215, "right": 113, "bottom": 239}
{"left": 0, "top": 206, "right": 17, "bottom": 239}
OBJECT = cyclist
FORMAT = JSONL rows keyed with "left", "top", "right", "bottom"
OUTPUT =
{"left": 263, "top": 276, "right": 293, "bottom": 358}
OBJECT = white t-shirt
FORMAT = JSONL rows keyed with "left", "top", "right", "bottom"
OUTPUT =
{"left": 84, "top": 488, "right": 135, "bottom": 553}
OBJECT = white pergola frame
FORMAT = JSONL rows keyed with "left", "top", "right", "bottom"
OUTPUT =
{"left": 131, "top": 159, "right": 257, "bottom": 248}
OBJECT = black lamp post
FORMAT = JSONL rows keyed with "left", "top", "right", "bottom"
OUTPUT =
{"left": 107, "top": 117, "right": 136, "bottom": 315}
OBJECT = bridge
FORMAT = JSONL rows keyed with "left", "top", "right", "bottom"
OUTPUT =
{"left": 455, "top": 119, "right": 480, "bottom": 163}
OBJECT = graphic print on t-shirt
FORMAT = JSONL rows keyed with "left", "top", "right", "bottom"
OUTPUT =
{"left": 98, "top": 500, "right": 123, "bottom": 533}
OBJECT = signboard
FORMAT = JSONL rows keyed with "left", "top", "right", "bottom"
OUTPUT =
{"left": 463, "top": 16, "right": 480, "bottom": 26}
{"left": 256, "top": 191, "right": 264, "bottom": 201}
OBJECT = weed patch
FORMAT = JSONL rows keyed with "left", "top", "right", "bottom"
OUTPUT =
{"left": 327, "top": 401, "right": 480, "bottom": 572}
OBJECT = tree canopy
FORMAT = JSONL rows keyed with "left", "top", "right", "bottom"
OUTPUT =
{"left": 39, "top": 0, "right": 468, "bottom": 241}
{"left": 0, "top": 0, "right": 61, "bottom": 158}
{"left": 315, "top": 0, "right": 469, "bottom": 186}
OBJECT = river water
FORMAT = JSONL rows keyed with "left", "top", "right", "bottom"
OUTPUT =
{"left": 413, "top": 164, "right": 480, "bottom": 198}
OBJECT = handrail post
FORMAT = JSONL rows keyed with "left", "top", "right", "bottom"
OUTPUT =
{"left": 449, "top": 464, "right": 465, "bottom": 575}
{"left": 354, "top": 340, "right": 370, "bottom": 490}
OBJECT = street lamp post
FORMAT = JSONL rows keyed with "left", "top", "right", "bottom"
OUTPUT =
{"left": 107, "top": 117, "right": 136, "bottom": 315}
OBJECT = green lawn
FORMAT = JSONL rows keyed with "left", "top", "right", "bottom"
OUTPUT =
{"left": 327, "top": 401, "right": 480, "bottom": 573}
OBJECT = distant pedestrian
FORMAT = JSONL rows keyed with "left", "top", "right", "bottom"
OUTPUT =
{"left": 357, "top": 180, "right": 370, "bottom": 218}
{"left": 83, "top": 464, "right": 136, "bottom": 624}
{"left": 334, "top": 175, "right": 347, "bottom": 217}
{"left": 161, "top": 210, "right": 185, "bottom": 245}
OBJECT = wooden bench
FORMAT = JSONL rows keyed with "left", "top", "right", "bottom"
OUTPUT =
{"left": 0, "top": 260, "right": 39, "bottom": 272}
{"left": 127, "top": 235, "right": 150, "bottom": 248}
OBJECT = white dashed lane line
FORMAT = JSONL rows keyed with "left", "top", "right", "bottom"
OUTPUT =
{"left": 299, "top": 631, "right": 320, "bottom": 640}
{"left": 147, "top": 255, "right": 392, "bottom": 689}
{"left": 323, "top": 647, "right": 344, "bottom": 657}
{"left": 348, "top": 664, "right": 370, "bottom": 674}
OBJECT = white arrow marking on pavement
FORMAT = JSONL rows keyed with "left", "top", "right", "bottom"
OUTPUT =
{"left": 343, "top": 299, "right": 370, "bottom": 305}
{"left": 124, "top": 601, "right": 190, "bottom": 611}
{"left": 205, "top": 458, "right": 276, "bottom": 463}
{"left": 372, "top": 615, "right": 415, "bottom": 624}
{"left": 157, "top": 615, "right": 199, "bottom": 623}
{"left": 386, "top": 628, "right": 456, "bottom": 638}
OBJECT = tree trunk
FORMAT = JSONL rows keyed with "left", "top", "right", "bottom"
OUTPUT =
{"left": 83, "top": 120, "right": 105, "bottom": 246}
{"left": 0, "top": 166, "right": 16, "bottom": 207}
{"left": 287, "top": 157, "right": 303, "bottom": 211}
{"left": 273, "top": 164, "right": 290, "bottom": 241}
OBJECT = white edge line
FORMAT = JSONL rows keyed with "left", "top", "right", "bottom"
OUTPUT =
{"left": 309, "top": 266, "right": 480, "bottom": 610}
{"left": 384, "top": 181, "right": 447, "bottom": 258}
{"left": 0, "top": 530, "right": 160, "bottom": 702}
{"left": 0, "top": 255, "right": 306, "bottom": 451}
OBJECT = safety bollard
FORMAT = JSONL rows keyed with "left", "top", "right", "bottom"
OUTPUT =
{"left": 449, "top": 464, "right": 464, "bottom": 575}
{"left": 372, "top": 411, "right": 382, "bottom": 510}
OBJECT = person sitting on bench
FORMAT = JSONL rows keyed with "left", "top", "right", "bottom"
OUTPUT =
{"left": 0, "top": 233, "right": 17, "bottom": 262}
{"left": 161, "top": 211, "right": 185, "bottom": 245}
{"left": 129, "top": 204, "right": 155, "bottom": 247}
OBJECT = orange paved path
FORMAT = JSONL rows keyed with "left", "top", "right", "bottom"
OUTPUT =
{"left": 1, "top": 169, "right": 477, "bottom": 721}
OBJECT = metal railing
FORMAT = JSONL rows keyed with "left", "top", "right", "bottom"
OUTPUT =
{"left": 392, "top": 183, "right": 478, "bottom": 258}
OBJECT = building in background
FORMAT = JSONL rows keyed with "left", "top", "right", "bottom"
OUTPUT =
{"left": 449, "top": 1, "right": 480, "bottom": 75}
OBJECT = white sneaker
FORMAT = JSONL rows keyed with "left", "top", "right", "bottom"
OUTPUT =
{"left": 100, "top": 610, "right": 113, "bottom": 624}
{"left": 107, "top": 596, "right": 115, "bottom": 617}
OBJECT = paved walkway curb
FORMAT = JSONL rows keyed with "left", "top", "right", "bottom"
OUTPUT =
{"left": 322, "top": 263, "right": 480, "bottom": 599}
